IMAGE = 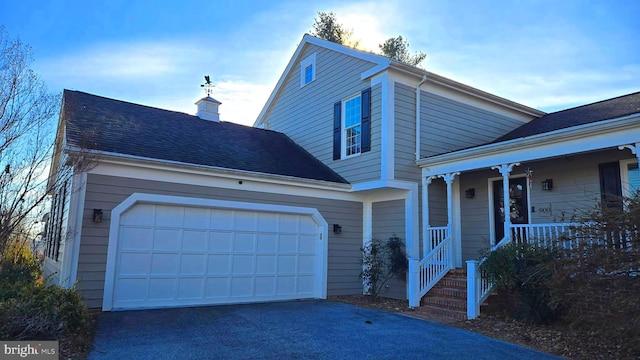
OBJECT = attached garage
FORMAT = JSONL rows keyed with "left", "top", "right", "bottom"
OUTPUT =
{"left": 102, "top": 193, "right": 328, "bottom": 311}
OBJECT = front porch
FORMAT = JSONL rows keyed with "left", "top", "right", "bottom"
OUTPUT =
{"left": 409, "top": 145, "right": 640, "bottom": 319}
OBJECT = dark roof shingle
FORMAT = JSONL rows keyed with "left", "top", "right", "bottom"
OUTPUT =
{"left": 62, "top": 90, "right": 348, "bottom": 184}
{"left": 494, "top": 91, "right": 640, "bottom": 142}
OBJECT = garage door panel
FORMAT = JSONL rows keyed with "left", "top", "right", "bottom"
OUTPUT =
{"left": 112, "top": 202, "right": 324, "bottom": 310}
{"left": 209, "top": 232, "right": 232, "bottom": 251}
{"left": 148, "top": 278, "right": 177, "bottom": 300}
{"left": 257, "top": 234, "right": 277, "bottom": 252}
{"left": 178, "top": 278, "right": 204, "bottom": 299}
{"left": 183, "top": 207, "right": 210, "bottom": 229}
{"left": 234, "top": 211, "right": 257, "bottom": 231}
{"left": 257, "top": 213, "right": 279, "bottom": 232}
{"left": 279, "top": 235, "right": 298, "bottom": 252}
{"left": 232, "top": 255, "right": 254, "bottom": 273}
{"left": 182, "top": 231, "right": 207, "bottom": 252}
{"left": 298, "top": 256, "right": 316, "bottom": 273}
{"left": 278, "top": 214, "right": 299, "bottom": 233}
{"left": 120, "top": 204, "right": 154, "bottom": 226}
{"left": 205, "top": 278, "right": 230, "bottom": 298}
{"left": 208, "top": 255, "right": 230, "bottom": 274}
{"left": 151, "top": 253, "right": 180, "bottom": 275}
{"left": 277, "top": 277, "right": 296, "bottom": 294}
{"left": 231, "top": 277, "right": 254, "bottom": 297}
{"left": 119, "top": 253, "right": 149, "bottom": 275}
{"left": 120, "top": 227, "right": 153, "bottom": 250}
{"left": 153, "top": 229, "right": 181, "bottom": 251}
{"left": 116, "top": 279, "right": 148, "bottom": 301}
{"left": 278, "top": 256, "right": 296, "bottom": 273}
{"left": 180, "top": 254, "right": 206, "bottom": 275}
{"left": 154, "top": 205, "right": 184, "bottom": 227}
{"left": 233, "top": 233, "right": 256, "bottom": 252}
{"left": 255, "top": 277, "right": 276, "bottom": 296}
{"left": 299, "top": 235, "right": 317, "bottom": 252}
{"left": 256, "top": 255, "right": 276, "bottom": 273}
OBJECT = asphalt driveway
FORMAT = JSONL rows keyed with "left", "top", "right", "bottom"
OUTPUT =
{"left": 88, "top": 300, "right": 558, "bottom": 359}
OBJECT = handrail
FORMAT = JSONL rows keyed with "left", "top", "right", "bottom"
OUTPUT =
{"left": 410, "top": 235, "right": 453, "bottom": 307}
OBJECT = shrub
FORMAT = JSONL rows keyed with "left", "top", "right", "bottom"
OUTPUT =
{"left": 480, "top": 242, "right": 563, "bottom": 323}
{"left": 0, "top": 241, "right": 41, "bottom": 285}
{"left": 0, "top": 280, "right": 88, "bottom": 340}
{"left": 361, "top": 235, "right": 408, "bottom": 300}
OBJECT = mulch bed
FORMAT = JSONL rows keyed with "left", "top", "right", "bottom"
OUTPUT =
{"left": 328, "top": 295, "right": 639, "bottom": 360}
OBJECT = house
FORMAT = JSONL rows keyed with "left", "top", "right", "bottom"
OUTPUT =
{"left": 44, "top": 34, "right": 640, "bottom": 318}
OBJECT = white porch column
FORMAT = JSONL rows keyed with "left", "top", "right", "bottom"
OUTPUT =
{"left": 362, "top": 200, "right": 373, "bottom": 294}
{"left": 491, "top": 163, "right": 520, "bottom": 245}
{"left": 421, "top": 176, "right": 436, "bottom": 257}
{"left": 438, "top": 172, "right": 460, "bottom": 266}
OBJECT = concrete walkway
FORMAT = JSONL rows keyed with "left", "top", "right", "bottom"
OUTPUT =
{"left": 88, "top": 300, "right": 559, "bottom": 359}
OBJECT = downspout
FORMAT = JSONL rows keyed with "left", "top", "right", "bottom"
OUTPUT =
{"left": 415, "top": 75, "right": 427, "bottom": 161}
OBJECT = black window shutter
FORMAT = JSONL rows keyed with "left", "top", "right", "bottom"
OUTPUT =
{"left": 333, "top": 101, "right": 341, "bottom": 160}
{"left": 361, "top": 87, "right": 371, "bottom": 152}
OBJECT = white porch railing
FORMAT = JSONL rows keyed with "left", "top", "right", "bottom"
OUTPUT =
{"left": 425, "top": 226, "right": 448, "bottom": 256}
{"left": 467, "top": 222, "right": 579, "bottom": 319}
{"left": 409, "top": 229, "right": 453, "bottom": 307}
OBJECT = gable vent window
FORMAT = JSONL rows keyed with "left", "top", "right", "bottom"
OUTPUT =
{"left": 300, "top": 53, "right": 316, "bottom": 87}
{"left": 333, "top": 87, "right": 371, "bottom": 160}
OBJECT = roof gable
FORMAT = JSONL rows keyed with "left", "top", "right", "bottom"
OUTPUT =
{"left": 495, "top": 91, "right": 640, "bottom": 142}
{"left": 62, "top": 90, "right": 348, "bottom": 184}
{"left": 254, "top": 34, "right": 390, "bottom": 127}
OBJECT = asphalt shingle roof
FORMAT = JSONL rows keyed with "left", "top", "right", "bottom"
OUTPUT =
{"left": 494, "top": 91, "right": 640, "bottom": 142}
{"left": 62, "top": 90, "right": 348, "bottom": 184}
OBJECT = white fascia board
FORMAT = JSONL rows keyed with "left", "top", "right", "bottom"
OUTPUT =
{"left": 418, "top": 113, "right": 640, "bottom": 176}
{"left": 66, "top": 147, "right": 350, "bottom": 191}
{"left": 83, "top": 155, "right": 362, "bottom": 202}
{"left": 255, "top": 34, "right": 389, "bottom": 127}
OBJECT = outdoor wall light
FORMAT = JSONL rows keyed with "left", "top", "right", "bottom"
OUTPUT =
{"left": 93, "top": 209, "right": 103, "bottom": 223}
{"left": 333, "top": 224, "right": 342, "bottom": 234}
{"left": 542, "top": 179, "right": 553, "bottom": 191}
{"left": 465, "top": 188, "right": 475, "bottom": 199}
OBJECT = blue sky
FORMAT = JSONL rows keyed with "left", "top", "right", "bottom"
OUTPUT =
{"left": 2, "top": 0, "right": 639, "bottom": 126}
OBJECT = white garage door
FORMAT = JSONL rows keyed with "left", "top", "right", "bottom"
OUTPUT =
{"left": 107, "top": 198, "right": 325, "bottom": 310}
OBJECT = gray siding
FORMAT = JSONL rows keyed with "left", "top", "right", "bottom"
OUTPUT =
{"left": 394, "top": 83, "right": 420, "bottom": 182}
{"left": 263, "top": 44, "right": 382, "bottom": 183}
{"left": 459, "top": 149, "right": 635, "bottom": 261}
{"left": 421, "top": 91, "right": 526, "bottom": 157}
{"left": 371, "top": 200, "right": 406, "bottom": 300}
{"left": 77, "top": 173, "right": 364, "bottom": 308}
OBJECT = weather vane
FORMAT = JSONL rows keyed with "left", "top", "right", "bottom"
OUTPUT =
{"left": 200, "top": 75, "right": 215, "bottom": 97}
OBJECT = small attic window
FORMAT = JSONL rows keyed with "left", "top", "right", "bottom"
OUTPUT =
{"left": 300, "top": 53, "right": 316, "bottom": 87}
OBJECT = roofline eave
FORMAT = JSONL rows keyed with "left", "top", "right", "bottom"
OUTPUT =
{"left": 63, "top": 146, "right": 352, "bottom": 191}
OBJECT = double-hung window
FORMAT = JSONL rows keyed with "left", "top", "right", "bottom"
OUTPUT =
{"left": 333, "top": 88, "right": 371, "bottom": 160}
{"left": 343, "top": 95, "right": 362, "bottom": 157}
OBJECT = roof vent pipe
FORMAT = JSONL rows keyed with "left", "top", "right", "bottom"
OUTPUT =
{"left": 416, "top": 75, "right": 427, "bottom": 161}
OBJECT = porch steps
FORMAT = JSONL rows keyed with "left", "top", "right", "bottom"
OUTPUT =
{"left": 415, "top": 268, "right": 490, "bottom": 321}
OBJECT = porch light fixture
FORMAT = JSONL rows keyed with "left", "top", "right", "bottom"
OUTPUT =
{"left": 333, "top": 224, "right": 342, "bottom": 234}
{"left": 93, "top": 209, "right": 103, "bottom": 223}
{"left": 465, "top": 188, "right": 475, "bottom": 199}
{"left": 541, "top": 179, "right": 553, "bottom": 191}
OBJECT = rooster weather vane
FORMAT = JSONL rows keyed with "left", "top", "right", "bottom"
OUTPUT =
{"left": 201, "top": 75, "right": 215, "bottom": 97}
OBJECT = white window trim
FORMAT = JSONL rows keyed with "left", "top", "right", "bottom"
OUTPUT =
{"left": 300, "top": 53, "right": 316, "bottom": 87}
{"left": 620, "top": 158, "right": 640, "bottom": 198}
{"left": 341, "top": 93, "right": 362, "bottom": 159}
